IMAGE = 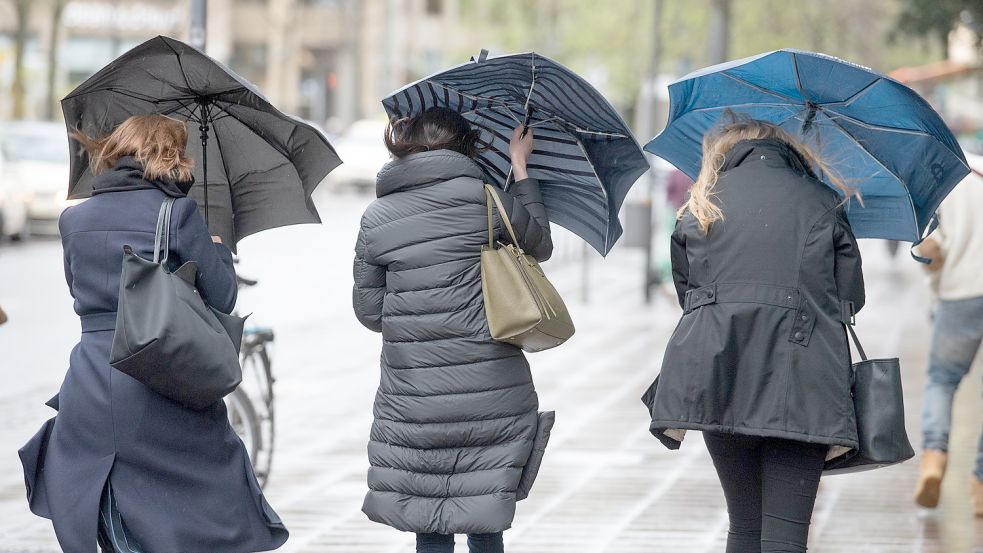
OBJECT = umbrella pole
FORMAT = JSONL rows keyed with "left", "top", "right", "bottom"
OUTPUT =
{"left": 198, "top": 99, "right": 211, "bottom": 228}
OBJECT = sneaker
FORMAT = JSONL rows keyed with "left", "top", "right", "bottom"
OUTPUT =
{"left": 914, "top": 449, "right": 948, "bottom": 508}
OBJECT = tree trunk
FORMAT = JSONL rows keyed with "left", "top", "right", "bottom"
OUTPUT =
{"left": 45, "top": 0, "right": 67, "bottom": 121}
{"left": 707, "top": 0, "right": 731, "bottom": 64}
{"left": 12, "top": 0, "right": 31, "bottom": 119}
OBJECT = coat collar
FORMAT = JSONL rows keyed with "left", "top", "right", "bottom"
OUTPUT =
{"left": 90, "top": 156, "right": 194, "bottom": 197}
{"left": 720, "top": 138, "right": 817, "bottom": 179}
{"left": 375, "top": 149, "right": 486, "bottom": 197}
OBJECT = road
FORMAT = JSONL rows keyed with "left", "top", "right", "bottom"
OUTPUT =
{"left": 0, "top": 191, "right": 980, "bottom": 552}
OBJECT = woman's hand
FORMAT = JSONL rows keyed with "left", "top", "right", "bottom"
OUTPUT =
{"left": 509, "top": 125, "right": 533, "bottom": 181}
{"left": 211, "top": 235, "right": 223, "bottom": 244}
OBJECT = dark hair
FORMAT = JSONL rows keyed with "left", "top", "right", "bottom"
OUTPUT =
{"left": 384, "top": 107, "right": 486, "bottom": 158}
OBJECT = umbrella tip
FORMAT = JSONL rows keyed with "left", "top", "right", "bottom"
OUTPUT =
{"left": 472, "top": 49, "right": 489, "bottom": 63}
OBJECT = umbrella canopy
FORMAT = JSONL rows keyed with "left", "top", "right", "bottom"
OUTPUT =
{"left": 645, "top": 49, "right": 969, "bottom": 243}
{"left": 382, "top": 50, "right": 648, "bottom": 256}
{"left": 63, "top": 35, "right": 341, "bottom": 251}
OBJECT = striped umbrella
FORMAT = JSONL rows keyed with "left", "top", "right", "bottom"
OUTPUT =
{"left": 382, "top": 50, "right": 648, "bottom": 256}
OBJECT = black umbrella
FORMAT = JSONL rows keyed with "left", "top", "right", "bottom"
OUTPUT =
{"left": 383, "top": 50, "right": 648, "bottom": 255}
{"left": 62, "top": 35, "right": 341, "bottom": 251}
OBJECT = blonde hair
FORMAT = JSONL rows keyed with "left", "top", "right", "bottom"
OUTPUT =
{"left": 71, "top": 115, "right": 194, "bottom": 183}
{"left": 680, "top": 111, "right": 860, "bottom": 234}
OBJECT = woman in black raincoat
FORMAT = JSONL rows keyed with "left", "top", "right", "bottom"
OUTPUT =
{"left": 19, "top": 115, "right": 287, "bottom": 553}
{"left": 643, "top": 114, "right": 865, "bottom": 553}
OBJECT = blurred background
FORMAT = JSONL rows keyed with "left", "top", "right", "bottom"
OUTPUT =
{"left": 0, "top": 1, "right": 981, "bottom": 552}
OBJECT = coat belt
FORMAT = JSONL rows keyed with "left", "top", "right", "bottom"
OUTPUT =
{"left": 80, "top": 312, "right": 117, "bottom": 333}
{"left": 683, "top": 283, "right": 800, "bottom": 313}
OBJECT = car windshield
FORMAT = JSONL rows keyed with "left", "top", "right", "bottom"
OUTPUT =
{"left": 1, "top": 131, "right": 69, "bottom": 164}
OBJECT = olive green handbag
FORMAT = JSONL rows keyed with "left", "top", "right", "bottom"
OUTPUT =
{"left": 481, "top": 184, "right": 574, "bottom": 352}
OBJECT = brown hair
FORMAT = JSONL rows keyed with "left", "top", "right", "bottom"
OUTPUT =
{"left": 71, "top": 114, "right": 194, "bottom": 182}
{"left": 681, "top": 111, "right": 861, "bottom": 234}
{"left": 384, "top": 107, "right": 487, "bottom": 159}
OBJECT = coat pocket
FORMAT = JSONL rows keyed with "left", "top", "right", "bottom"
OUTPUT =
{"left": 516, "top": 410, "right": 555, "bottom": 501}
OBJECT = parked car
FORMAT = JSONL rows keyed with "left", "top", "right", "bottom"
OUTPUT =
{"left": 324, "top": 119, "right": 390, "bottom": 192}
{"left": 0, "top": 121, "right": 73, "bottom": 236}
{"left": 0, "top": 137, "right": 29, "bottom": 241}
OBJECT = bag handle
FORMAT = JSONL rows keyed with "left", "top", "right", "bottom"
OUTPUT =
{"left": 153, "top": 198, "right": 176, "bottom": 264}
{"left": 484, "top": 184, "right": 521, "bottom": 251}
{"left": 840, "top": 300, "right": 868, "bottom": 362}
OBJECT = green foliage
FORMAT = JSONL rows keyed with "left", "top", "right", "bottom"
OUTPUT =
{"left": 453, "top": 0, "right": 943, "bottom": 113}
{"left": 895, "top": 0, "right": 983, "bottom": 49}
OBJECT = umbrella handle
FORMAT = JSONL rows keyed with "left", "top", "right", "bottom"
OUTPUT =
{"left": 520, "top": 105, "right": 534, "bottom": 138}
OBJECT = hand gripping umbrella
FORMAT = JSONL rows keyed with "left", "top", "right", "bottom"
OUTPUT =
{"left": 383, "top": 50, "right": 648, "bottom": 256}
{"left": 62, "top": 35, "right": 342, "bottom": 251}
{"left": 645, "top": 49, "right": 969, "bottom": 248}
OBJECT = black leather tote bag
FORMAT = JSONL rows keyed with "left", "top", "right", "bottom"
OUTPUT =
{"left": 824, "top": 310, "right": 914, "bottom": 475}
{"left": 110, "top": 198, "right": 244, "bottom": 410}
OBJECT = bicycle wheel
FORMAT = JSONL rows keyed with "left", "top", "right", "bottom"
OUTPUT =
{"left": 243, "top": 343, "right": 275, "bottom": 488}
{"left": 226, "top": 387, "right": 261, "bottom": 462}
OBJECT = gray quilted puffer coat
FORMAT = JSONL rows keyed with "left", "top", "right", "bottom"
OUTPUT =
{"left": 353, "top": 150, "right": 555, "bottom": 535}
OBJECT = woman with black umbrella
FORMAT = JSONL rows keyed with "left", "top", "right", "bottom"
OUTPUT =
{"left": 18, "top": 115, "right": 288, "bottom": 553}
{"left": 643, "top": 113, "right": 865, "bottom": 553}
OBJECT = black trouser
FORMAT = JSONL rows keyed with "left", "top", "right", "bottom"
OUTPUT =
{"left": 703, "top": 433, "right": 827, "bottom": 553}
{"left": 416, "top": 532, "right": 504, "bottom": 553}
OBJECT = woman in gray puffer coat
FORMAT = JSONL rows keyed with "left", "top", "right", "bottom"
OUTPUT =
{"left": 352, "top": 107, "right": 554, "bottom": 553}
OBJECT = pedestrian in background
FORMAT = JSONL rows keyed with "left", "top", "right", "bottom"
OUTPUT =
{"left": 18, "top": 115, "right": 287, "bottom": 553}
{"left": 352, "top": 107, "right": 554, "bottom": 553}
{"left": 644, "top": 113, "right": 865, "bottom": 553}
{"left": 913, "top": 160, "right": 983, "bottom": 517}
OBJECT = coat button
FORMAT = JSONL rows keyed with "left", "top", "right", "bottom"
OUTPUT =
{"left": 794, "top": 331, "right": 805, "bottom": 341}
{"left": 706, "top": 290, "right": 714, "bottom": 299}
{"left": 800, "top": 314, "right": 808, "bottom": 321}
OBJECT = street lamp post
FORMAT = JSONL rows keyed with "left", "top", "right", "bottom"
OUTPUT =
{"left": 190, "top": 0, "right": 207, "bottom": 51}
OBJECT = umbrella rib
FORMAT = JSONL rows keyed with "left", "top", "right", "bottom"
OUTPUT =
{"left": 210, "top": 100, "right": 292, "bottom": 160}
{"left": 818, "top": 78, "right": 882, "bottom": 108}
{"left": 688, "top": 102, "right": 803, "bottom": 115}
{"left": 524, "top": 52, "right": 536, "bottom": 115}
{"left": 207, "top": 104, "right": 236, "bottom": 187}
{"left": 823, "top": 109, "right": 962, "bottom": 140}
{"left": 823, "top": 115, "right": 920, "bottom": 238}
{"left": 161, "top": 38, "right": 198, "bottom": 99}
{"left": 720, "top": 73, "right": 801, "bottom": 104}
{"left": 790, "top": 52, "right": 811, "bottom": 103}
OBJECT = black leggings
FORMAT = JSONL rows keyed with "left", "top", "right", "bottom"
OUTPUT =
{"left": 416, "top": 532, "right": 503, "bottom": 553}
{"left": 704, "top": 433, "right": 827, "bottom": 553}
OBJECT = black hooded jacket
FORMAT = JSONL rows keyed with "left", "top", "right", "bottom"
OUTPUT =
{"left": 644, "top": 138, "right": 865, "bottom": 452}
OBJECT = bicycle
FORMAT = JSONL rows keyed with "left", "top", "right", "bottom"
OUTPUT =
{"left": 226, "top": 273, "right": 277, "bottom": 489}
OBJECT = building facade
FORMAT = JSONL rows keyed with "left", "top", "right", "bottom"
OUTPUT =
{"left": 0, "top": 0, "right": 462, "bottom": 127}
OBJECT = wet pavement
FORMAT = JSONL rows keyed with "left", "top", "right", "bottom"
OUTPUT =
{"left": 0, "top": 192, "right": 980, "bottom": 552}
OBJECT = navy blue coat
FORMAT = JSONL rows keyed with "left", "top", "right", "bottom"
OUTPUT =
{"left": 19, "top": 161, "right": 287, "bottom": 552}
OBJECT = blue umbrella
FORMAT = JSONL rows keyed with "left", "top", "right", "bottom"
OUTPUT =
{"left": 645, "top": 49, "right": 969, "bottom": 243}
{"left": 382, "top": 50, "right": 648, "bottom": 255}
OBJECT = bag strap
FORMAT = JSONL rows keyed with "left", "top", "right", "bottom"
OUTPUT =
{"left": 153, "top": 198, "right": 176, "bottom": 264}
{"left": 484, "top": 184, "right": 521, "bottom": 250}
{"left": 840, "top": 300, "right": 868, "bottom": 362}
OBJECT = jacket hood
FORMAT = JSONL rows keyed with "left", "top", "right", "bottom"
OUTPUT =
{"left": 375, "top": 150, "right": 486, "bottom": 197}
{"left": 90, "top": 156, "right": 194, "bottom": 197}
{"left": 721, "top": 138, "right": 818, "bottom": 180}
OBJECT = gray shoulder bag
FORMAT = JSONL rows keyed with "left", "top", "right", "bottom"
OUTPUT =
{"left": 110, "top": 198, "right": 244, "bottom": 410}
